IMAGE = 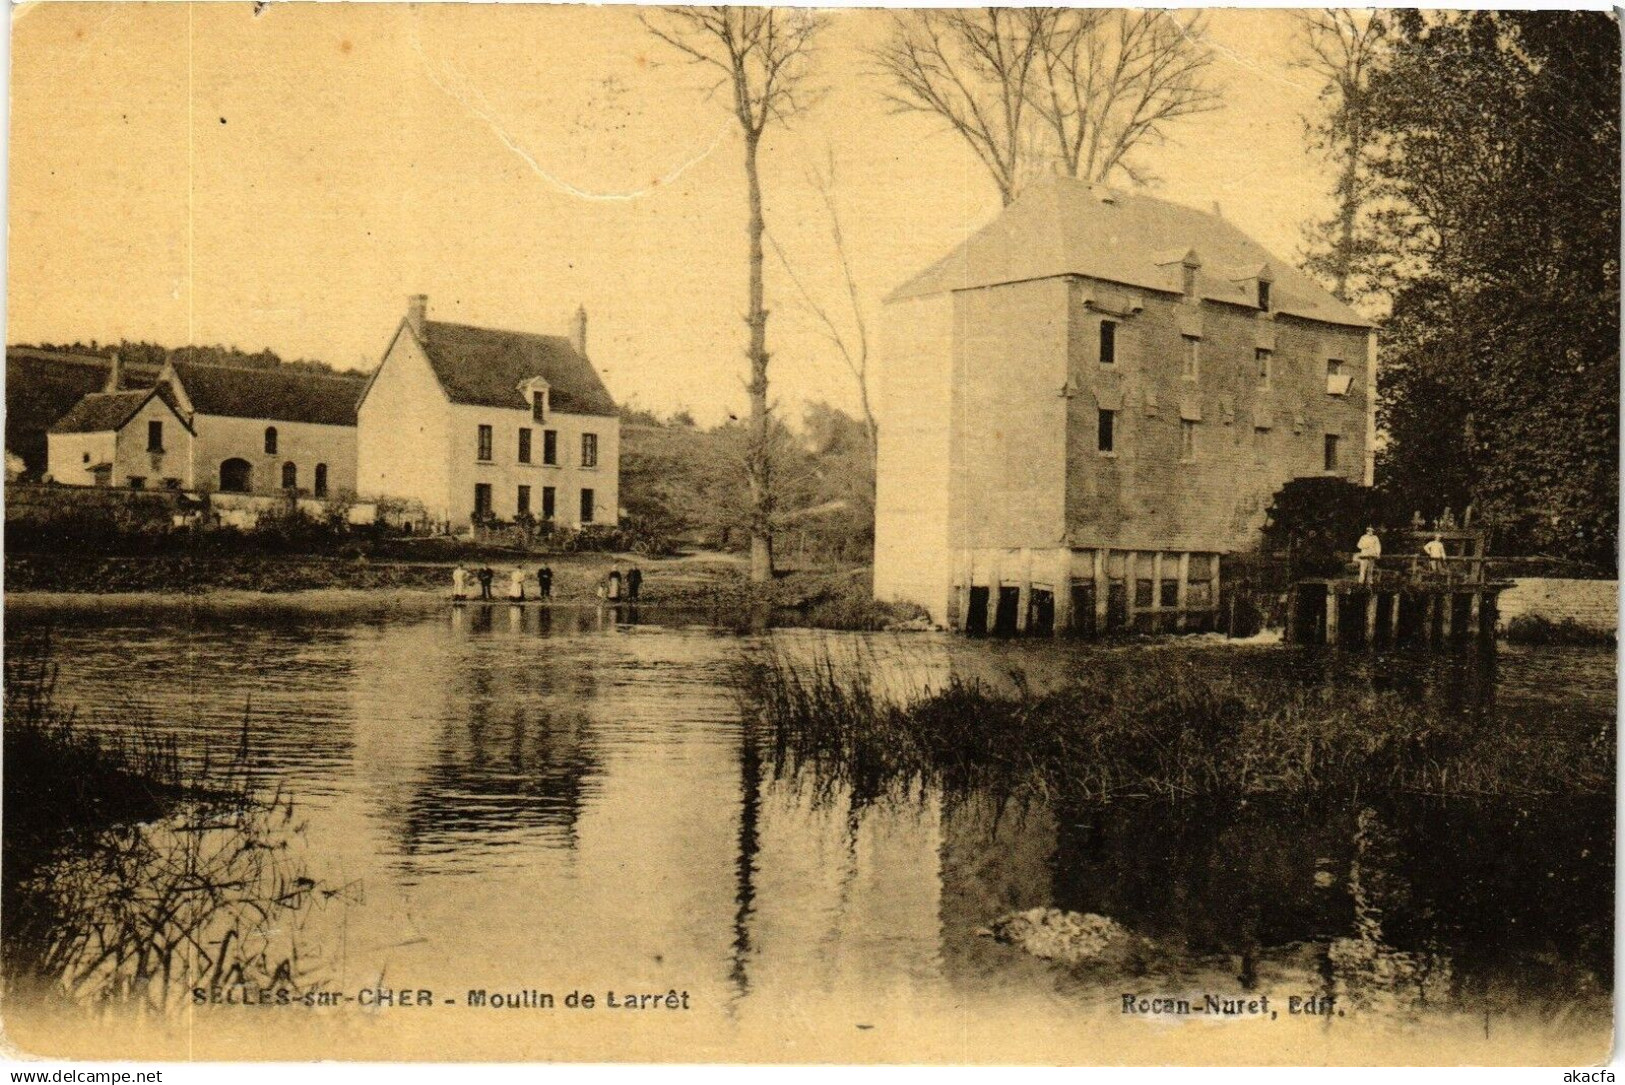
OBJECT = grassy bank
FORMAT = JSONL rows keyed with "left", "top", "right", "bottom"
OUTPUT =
{"left": 742, "top": 647, "right": 1615, "bottom": 806}
{"left": 2, "top": 639, "right": 338, "bottom": 1011}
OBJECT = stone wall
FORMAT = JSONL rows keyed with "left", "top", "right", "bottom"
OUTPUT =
{"left": 1497, "top": 578, "right": 1618, "bottom": 634}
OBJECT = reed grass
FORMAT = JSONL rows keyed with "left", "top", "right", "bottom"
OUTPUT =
{"left": 740, "top": 646, "right": 1614, "bottom": 805}
{"left": 3, "top": 635, "right": 347, "bottom": 1013}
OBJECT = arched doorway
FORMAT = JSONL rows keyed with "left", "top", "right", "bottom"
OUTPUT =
{"left": 219, "top": 458, "right": 252, "bottom": 493}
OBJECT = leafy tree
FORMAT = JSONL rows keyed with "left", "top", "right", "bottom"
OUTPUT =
{"left": 1359, "top": 11, "right": 1619, "bottom": 567}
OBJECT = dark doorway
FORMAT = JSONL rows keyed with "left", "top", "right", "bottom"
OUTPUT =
{"left": 219, "top": 458, "right": 252, "bottom": 493}
{"left": 1070, "top": 584, "right": 1096, "bottom": 637}
{"left": 993, "top": 587, "right": 1020, "bottom": 636}
{"left": 1106, "top": 582, "right": 1128, "bottom": 631}
{"left": 965, "top": 587, "right": 990, "bottom": 636}
{"left": 1027, "top": 589, "right": 1055, "bottom": 636}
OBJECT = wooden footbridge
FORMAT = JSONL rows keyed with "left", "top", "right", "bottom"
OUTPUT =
{"left": 1284, "top": 529, "right": 1508, "bottom": 649}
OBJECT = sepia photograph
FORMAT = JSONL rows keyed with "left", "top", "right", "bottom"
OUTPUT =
{"left": 1, "top": 1, "right": 1618, "bottom": 1068}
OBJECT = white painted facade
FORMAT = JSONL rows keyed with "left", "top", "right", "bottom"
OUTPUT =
{"left": 357, "top": 319, "right": 620, "bottom": 531}
{"left": 872, "top": 294, "right": 956, "bottom": 622}
{"left": 187, "top": 413, "right": 356, "bottom": 497}
{"left": 356, "top": 325, "right": 451, "bottom": 521}
{"left": 446, "top": 402, "right": 619, "bottom": 529}
{"left": 46, "top": 393, "right": 195, "bottom": 490}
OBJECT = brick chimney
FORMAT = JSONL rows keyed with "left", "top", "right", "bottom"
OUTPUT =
{"left": 406, "top": 294, "right": 428, "bottom": 341}
{"left": 103, "top": 352, "right": 123, "bottom": 393}
{"left": 569, "top": 305, "right": 587, "bottom": 356}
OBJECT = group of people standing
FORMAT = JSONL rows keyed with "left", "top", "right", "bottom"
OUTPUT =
{"left": 450, "top": 562, "right": 643, "bottom": 603}
{"left": 1354, "top": 526, "right": 1450, "bottom": 584}
{"left": 453, "top": 563, "right": 554, "bottom": 602}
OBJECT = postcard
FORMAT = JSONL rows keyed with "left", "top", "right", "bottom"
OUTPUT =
{"left": 3, "top": 3, "right": 1616, "bottom": 1067}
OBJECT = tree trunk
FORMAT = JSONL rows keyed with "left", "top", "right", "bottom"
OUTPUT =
{"left": 744, "top": 134, "right": 775, "bottom": 583}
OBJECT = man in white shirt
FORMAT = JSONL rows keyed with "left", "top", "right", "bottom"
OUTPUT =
{"left": 1356, "top": 527, "right": 1382, "bottom": 584}
{"left": 1423, "top": 533, "right": 1447, "bottom": 573}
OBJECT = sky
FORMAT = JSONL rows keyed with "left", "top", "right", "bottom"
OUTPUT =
{"left": 8, "top": 3, "right": 1343, "bottom": 427}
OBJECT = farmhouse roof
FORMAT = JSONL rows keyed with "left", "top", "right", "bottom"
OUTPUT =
{"left": 169, "top": 361, "right": 367, "bottom": 426}
{"left": 888, "top": 176, "right": 1371, "bottom": 328}
{"left": 48, "top": 386, "right": 193, "bottom": 435}
{"left": 417, "top": 320, "right": 618, "bottom": 417}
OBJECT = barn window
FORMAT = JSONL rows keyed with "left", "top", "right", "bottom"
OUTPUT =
{"left": 1098, "top": 320, "right": 1117, "bottom": 365}
{"left": 264, "top": 427, "right": 278, "bottom": 455}
{"left": 1327, "top": 358, "right": 1353, "bottom": 396}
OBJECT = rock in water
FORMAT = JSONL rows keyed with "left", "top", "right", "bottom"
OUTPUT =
{"left": 983, "top": 907, "right": 1128, "bottom": 964}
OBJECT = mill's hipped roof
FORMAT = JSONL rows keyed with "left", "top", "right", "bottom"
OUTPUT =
{"left": 418, "top": 320, "right": 618, "bottom": 417}
{"left": 48, "top": 386, "right": 192, "bottom": 435}
{"left": 170, "top": 361, "right": 368, "bottom": 426}
{"left": 888, "top": 176, "right": 1371, "bottom": 328}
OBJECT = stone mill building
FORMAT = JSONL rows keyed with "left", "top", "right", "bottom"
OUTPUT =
{"left": 873, "top": 176, "right": 1377, "bottom": 634}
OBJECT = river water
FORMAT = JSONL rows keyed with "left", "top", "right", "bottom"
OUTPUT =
{"left": 3, "top": 599, "right": 1615, "bottom": 1062}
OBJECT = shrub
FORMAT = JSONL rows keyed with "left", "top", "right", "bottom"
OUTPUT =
{"left": 1503, "top": 615, "right": 1615, "bottom": 646}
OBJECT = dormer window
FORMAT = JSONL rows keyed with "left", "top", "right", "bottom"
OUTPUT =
{"left": 1258, "top": 280, "right": 1272, "bottom": 312}
{"left": 520, "top": 377, "right": 551, "bottom": 423}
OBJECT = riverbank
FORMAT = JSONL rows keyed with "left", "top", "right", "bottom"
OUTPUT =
{"left": 2, "top": 640, "right": 334, "bottom": 1011}
{"left": 4, "top": 552, "right": 930, "bottom": 631}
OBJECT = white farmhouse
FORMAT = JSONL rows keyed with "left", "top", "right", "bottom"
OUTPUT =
{"left": 45, "top": 356, "right": 363, "bottom": 496}
{"left": 47, "top": 383, "right": 196, "bottom": 490}
{"left": 357, "top": 296, "right": 620, "bottom": 531}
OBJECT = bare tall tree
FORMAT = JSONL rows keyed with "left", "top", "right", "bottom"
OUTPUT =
{"left": 874, "top": 9, "right": 1219, "bottom": 203}
{"left": 1293, "top": 9, "right": 1390, "bottom": 310}
{"left": 1030, "top": 10, "right": 1220, "bottom": 188}
{"left": 767, "top": 151, "right": 876, "bottom": 465}
{"left": 872, "top": 9, "right": 1050, "bottom": 205}
{"left": 643, "top": 7, "right": 826, "bottom": 583}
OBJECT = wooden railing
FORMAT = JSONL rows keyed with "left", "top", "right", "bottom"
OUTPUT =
{"left": 1358, "top": 554, "right": 1490, "bottom": 586}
